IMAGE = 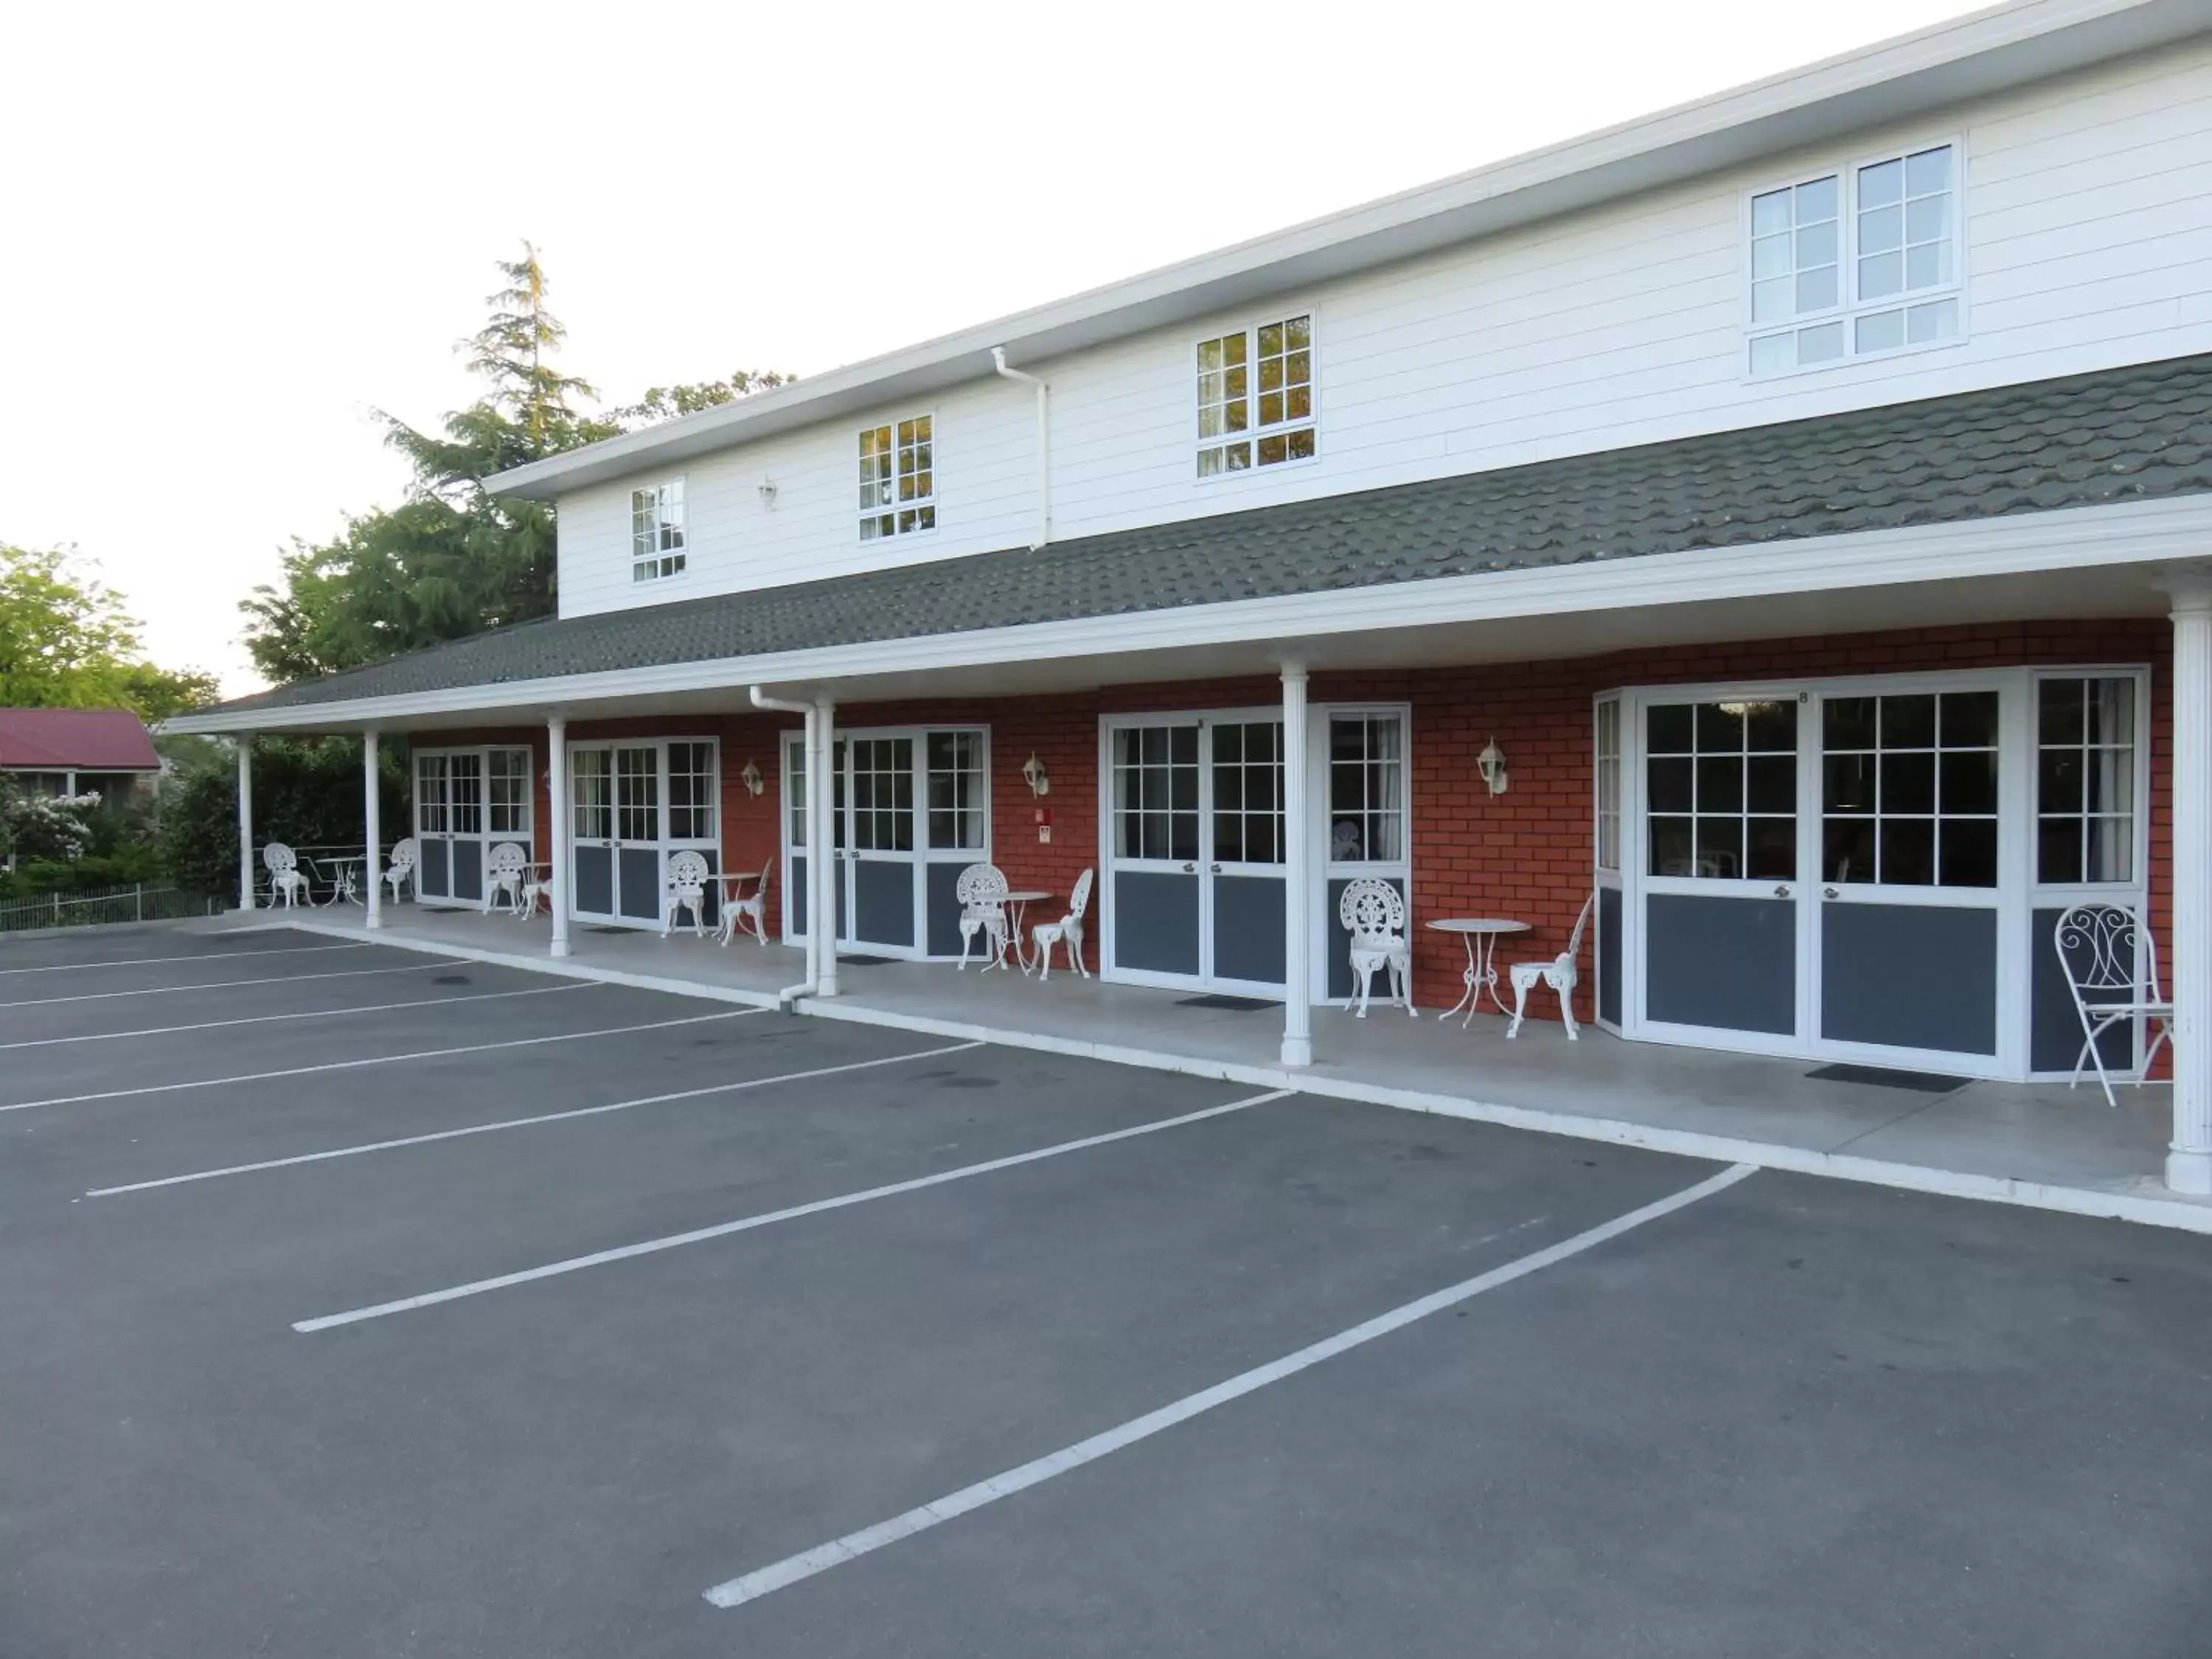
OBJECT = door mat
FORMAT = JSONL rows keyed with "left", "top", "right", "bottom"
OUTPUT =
{"left": 835, "top": 954, "right": 897, "bottom": 967}
{"left": 1806, "top": 1062, "right": 1969, "bottom": 1093}
{"left": 1175, "top": 994, "right": 1275, "bottom": 1012}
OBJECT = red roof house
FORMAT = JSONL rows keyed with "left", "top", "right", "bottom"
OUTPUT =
{"left": 0, "top": 709, "right": 162, "bottom": 801}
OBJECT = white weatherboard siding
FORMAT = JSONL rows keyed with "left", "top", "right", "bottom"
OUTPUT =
{"left": 557, "top": 41, "right": 2212, "bottom": 622}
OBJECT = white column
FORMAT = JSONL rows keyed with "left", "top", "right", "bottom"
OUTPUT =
{"left": 236, "top": 737, "right": 255, "bottom": 911}
{"left": 1280, "top": 664, "right": 1312, "bottom": 1067}
{"left": 2166, "top": 580, "right": 2212, "bottom": 1194}
{"left": 546, "top": 717, "right": 570, "bottom": 959}
{"left": 363, "top": 729, "right": 383, "bottom": 929}
{"left": 813, "top": 698, "right": 838, "bottom": 997}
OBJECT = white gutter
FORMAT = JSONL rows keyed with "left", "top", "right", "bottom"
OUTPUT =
{"left": 991, "top": 347, "right": 1050, "bottom": 550}
{"left": 750, "top": 686, "right": 818, "bottom": 1006}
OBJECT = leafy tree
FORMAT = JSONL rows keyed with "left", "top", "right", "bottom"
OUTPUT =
{"left": 0, "top": 543, "right": 219, "bottom": 716}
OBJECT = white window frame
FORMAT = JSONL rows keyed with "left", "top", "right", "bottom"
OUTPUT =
{"left": 858, "top": 413, "right": 937, "bottom": 541}
{"left": 1310, "top": 702, "right": 1413, "bottom": 1007}
{"left": 630, "top": 478, "right": 688, "bottom": 583}
{"left": 1194, "top": 310, "right": 1318, "bottom": 481}
{"left": 1740, "top": 135, "right": 1967, "bottom": 380}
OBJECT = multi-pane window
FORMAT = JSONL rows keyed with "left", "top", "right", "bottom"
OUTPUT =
{"left": 1328, "top": 714, "right": 1404, "bottom": 863}
{"left": 1212, "top": 720, "right": 1284, "bottom": 864}
{"left": 1646, "top": 700, "right": 1797, "bottom": 880}
{"left": 630, "top": 480, "right": 686, "bottom": 582}
{"left": 1196, "top": 315, "right": 1313, "bottom": 477}
{"left": 571, "top": 749, "right": 612, "bottom": 841}
{"left": 850, "top": 737, "right": 915, "bottom": 852}
{"left": 487, "top": 748, "right": 532, "bottom": 835}
{"left": 1747, "top": 142, "right": 1959, "bottom": 375}
{"left": 1821, "top": 691, "right": 1997, "bottom": 887}
{"left": 926, "top": 730, "right": 986, "bottom": 850}
{"left": 416, "top": 754, "right": 449, "bottom": 834}
{"left": 1594, "top": 699, "right": 1621, "bottom": 872}
{"left": 1113, "top": 726, "right": 1199, "bottom": 860}
{"left": 858, "top": 416, "right": 935, "bottom": 540}
{"left": 785, "top": 737, "right": 807, "bottom": 849}
{"left": 2037, "top": 677, "right": 2138, "bottom": 884}
{"left": 667, "top": 742, "right": 717, "bottom": 841}
{"left": 615, "top": 747, "right": 659, "bottom": 844}
{"left": 448, "top": 752, "right": 484, "bottom": 835}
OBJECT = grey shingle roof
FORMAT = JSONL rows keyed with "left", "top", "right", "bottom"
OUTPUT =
{"left": 222, "top": 352, "right": 2212, "bottom": 714}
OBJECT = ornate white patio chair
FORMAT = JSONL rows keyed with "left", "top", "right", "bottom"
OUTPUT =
{"left": 2054, "top": 902, "right": 2174, "bottom": 1107}
{"left": 383, "top": 836, "right": 417, "bottom": 904}
{"left": 518, "top": 858, "right": 549, "bottom": 919}
{"left": 484, "top": 841, "right": 531, "bottom": 916}
{"left": 664, "top": 849, "right": 711, "bottom": 937}
{"left": 1339, "top": 877, "right": 1413, "bottom": 1018}
{"left": 1507, "top": 891, "right": 1595, "bottom": 1040}
{"left": 956, "top": 862, "right": 1012, "bottom": 971}
{"left": 262, "top": 842, "right": 309, "bottom": 909}
{"left": 1329, "top": 819, "right": 1363, "bottom": 861}
{"left": 1032, "top": 868, "right": 1093, "bottom": 981}
{"left": 718, "top": 856, "right": 775, "bottom": 947}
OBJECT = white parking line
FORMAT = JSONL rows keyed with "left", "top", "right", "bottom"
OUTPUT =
{"left": 292, "top": 1088, "right": 1296, "bottom": 1335}
{"left": 0, "top": 941, "right": 376, "bottom": 975}
{"left": 0, "top": 1009, "right": 764, "bottom": 1115}
{"left": 90, "top": 1041, "right": 988, "bottom": 1197}
{"left": 700, "top": 1161, "right": 1759, "bottom": 1610}
{"left": 0, "top": 960, "right": 442, "bottom": 1009}
{"left": 0, "top": 981, "right": 588, "bottom": 1051}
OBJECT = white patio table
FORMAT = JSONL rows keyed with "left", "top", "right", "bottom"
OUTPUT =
{"left": 311, "top": 854, "right": 366, "bottom": 906}
{"left": 1004, "top": 889, "right": 1054, "bottom": 973}
{"left": 1426, "top": 917, "right": 1531, "bottom": 1028}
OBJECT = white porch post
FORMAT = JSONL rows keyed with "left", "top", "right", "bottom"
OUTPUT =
{"left": 1281, "top": 664, "right": 1312, "bottom": 1067}
{"left": 813, "top": 698, "right": 838, "bottom": 997}
{"left": 363, "top": 729, "right": 382, "bottom": 930}
{"left": 235, "top": 736, "right": 255, "bottom": 911}
{"left": 2166, "top": 579, "right": 2212, "bottom": 1194}
{"left": 546, "top": 717, "right": 570, "bottom": 959}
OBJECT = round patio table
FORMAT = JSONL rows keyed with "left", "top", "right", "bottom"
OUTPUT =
{"left": 311, "top": 854, "right": 366, "bottom": 906}
{"left": 1004, "top": 889, "right": 1054, "bottom": 973}
{"left": 1425, "top": 917, "right": 1531, "bottom": 1028}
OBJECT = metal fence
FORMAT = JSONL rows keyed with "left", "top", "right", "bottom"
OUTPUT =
{"left": 0, "top": 884, "right": 226, "bottom": 933}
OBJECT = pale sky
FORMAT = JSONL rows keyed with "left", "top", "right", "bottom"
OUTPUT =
{"left": 0, "top": 0, "right": 1992, "bottom": 695}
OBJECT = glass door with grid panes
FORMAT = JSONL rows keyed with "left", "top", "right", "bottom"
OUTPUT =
{"left": 566, "top": 738, "right": 720, "bottom": 928}
{"left": 1103, "top": 712, "right": 1287, "bottom": 995}
{"left": 411, "top": 744, "right": 529, "bottom": 906}
{"left": 1312, "top": 709, "right": 1410, "bottom": 1004}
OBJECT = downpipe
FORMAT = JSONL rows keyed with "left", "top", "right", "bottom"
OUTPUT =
{"left": 991, "top": 347, "right": 1050, "bottom": 549}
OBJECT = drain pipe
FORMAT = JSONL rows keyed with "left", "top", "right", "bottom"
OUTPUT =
{"left": 813, "top": 695, "right": 839, "bottom": 998}
{"left": 991, "top": 347, "right": 1049, "bottom": 550}
{"left": 750, "top": 686, "right": 818, "bottom": 1007}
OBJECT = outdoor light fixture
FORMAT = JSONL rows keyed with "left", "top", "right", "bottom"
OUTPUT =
{"left": 1021, "top": 752, "right": 1050, "bottom": 796}
{"left": 739, "top": 758, "right": 764, "bottom": 796}
{"left": 1477, "top": 737, "right": 1509, "bottom": 797}
{"left": 758, "top": 478, "right": 778, "bottom": 506}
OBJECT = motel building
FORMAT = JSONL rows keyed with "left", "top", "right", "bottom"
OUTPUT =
{"left": 173, "top": 0, "right": 2212, "bottom": 1218}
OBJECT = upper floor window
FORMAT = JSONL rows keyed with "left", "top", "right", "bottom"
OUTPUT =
{"left": 859, "top": 415, "right": 934, "bottom": 540}
{"left": 1747, "top": 142, "right": 1961, "bottom": 377}
{"left": 630, "top": 480, "right": 686, "bottom": 582}
{"left": 1197, "top": 314, "right": 1313, "bottom": 477}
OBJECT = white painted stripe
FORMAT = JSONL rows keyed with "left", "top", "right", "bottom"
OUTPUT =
{"left": 701, "top": 1161, "right": 1757, "bottom": 1610}
{"left": 0, "top": 941, "right": 377, "bottom": 976}
{"left": 292, "top": 1088, "right": 1295, "bottom": 1334}
{"left": 0, "top": 981, "right": 588, "bottom": 1051}
{"left": 90, "top": 1041, "right": 987, "bottom": 1197}
{"left": 0, "top": 960, "right": 442, "bottom": 1008}
{"left": 0, "top": 1009, "right": 764, "bottom": 1115}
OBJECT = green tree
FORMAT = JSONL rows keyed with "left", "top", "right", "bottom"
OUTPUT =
{"left": 0, "top": 543, "right": 218, "bottom": 715}
{"left": 604, "top": 369, "right": 793, "bottom": 427}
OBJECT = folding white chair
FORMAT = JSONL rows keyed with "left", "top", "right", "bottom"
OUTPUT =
{"left": 718, "top": 857, "right": 775, "bottom": 947}
{"left": 2054, "top": 902, "right": 2174, "bottom": 1106}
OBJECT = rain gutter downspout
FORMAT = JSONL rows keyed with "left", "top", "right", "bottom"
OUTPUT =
{"left": 991, "top": 347, "right": 1050, "bottom": 549}
{"left": 751, "top": 686, "right": 818, "bottom": 1008}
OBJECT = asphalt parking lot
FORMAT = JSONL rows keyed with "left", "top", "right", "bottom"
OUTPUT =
{"left": 4, "top": 924, "right": 2212, "bottom": 1658}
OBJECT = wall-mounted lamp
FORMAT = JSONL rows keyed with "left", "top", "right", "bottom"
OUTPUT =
{"left": 1477, "top": 737, "right": 1509, "bottom": 797}
{"left": 757, "top": 478, "right": 778, "bottom": 507}
{"left": 739, "top": 758, "right": 764, "bottom": 796}
{"left": 1020, "top": 752, "right": 1050, "bottom": 797}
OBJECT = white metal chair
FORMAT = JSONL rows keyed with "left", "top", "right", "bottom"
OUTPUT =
{"left": 2054, "top": 902, "right": 2174, "bottom": 1106}
{"left": 518, "top": 859, "right": 549, "bottom": 919}
{"left": 383, "top": 837, "right": 417, "bottom": 905}
{"left": 1339, "top": 877, "right": 1413, "bottom": 1018}
{"left": 1507, "top": 891, "right": 1595, "bottom": 1040}
{"left": 718, "top": 856, "right": 775, "bottom": 947}
{"left": 262, "top": 842, "right": 309, "bottom": 908}
{"left": 484, "top": 841, "right": 531, "bottom": 917}
{"left": 1329, "top": 820, "right": 1363, "bottom": 861}
{"left": 956, "top": 862, "right": 1012, "bottom": 970}
{"left": 1031, "top": 868, "right": 1093, "bottom": 981}
{"left": 664, "top": 850, "right": 712, "bottom": 937}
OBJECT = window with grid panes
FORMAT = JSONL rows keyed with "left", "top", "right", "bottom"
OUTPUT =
{"left": 417, "top": 753, "right": 449, "bottom": 834}
{"left": 571, "top": 750, "right": 611, "bottom": 840}
{"left": 926, "top": 731, "right": 986, "bottom": 850}
{"left": 2037, "top": 677, "right": 2137, "bottom": 883}
{"left": 1196, "top": 315, "right": 1313, "bottom": 477}
{"left": 850, "top": 737, "right": 914, "bottom": 852}
{"left": 785, "top": 737, "right": 807, "bottom": 849}
{"left": 858, "top": 417, "right": 935, "bottom": 540}
{"left": 1212, "top": 721, "right": 1284, "bottom": 864}
{"left": 667, "top": 742, "right": 717, "bottom": 841}
{"left": 1113, "top": 726, "right": 1199, "bottom": 860}
{"left": 630, "top": 481, "right": 686, "bottom": 581}
{"left": 1821, "top": 691, "right": 1997, "bottom": 887}
{"left": 448, "top": 752, "right": 484, "bottom": 835}
{"left": 615, "top": 748, "right": 658, "bottom": 843}
{"left": 1646, "top": 700, "right": 1797, "bottom": 880}
{"left": 1594, "top": 699, "right": 1621, "bottom": 872}
{"left": 1328, "top": 715, "right": 1403, "bottom": 863}
{"left": 487, "top": 748, "right": 532, "bottom": 835}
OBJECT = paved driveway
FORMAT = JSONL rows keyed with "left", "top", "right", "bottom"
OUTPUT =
{"left": 4, "top": 925, "right": 2209, "bottom": 1657}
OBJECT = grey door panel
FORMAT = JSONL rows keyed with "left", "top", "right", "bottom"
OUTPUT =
{"left": 574, "top": 845, "right": 613, "bottom": 917}
{"left": 451, "top": 838, "right": 483, "bottom": 904}
{"left": 853, "top": 859, "right": 915, "bottom": 949}
{"left": 1212, "top": 874, "right": 1287, "bottom": 986}
{"left": 1324, "top": 877, "right": 1402, "bottom": 998}
{"left": 617, "top": 849, "right": 661, "bottom": 921}
{"left": 787, "top": 854, "right": 807, "bottom": 935}
{"left": 925, "top": 862, "right": 967, "bottom": 958}
{"left": 1598, "top": 886, "right": 1623, "bottom": 1026}
{"left": 2033, "top": 904, "right": 2138, "bottom": 1073}
{"left": 417, "top": 838, "right": 450, "bottom": 901}
{"left": 1115, "top": 871, "right": 1200, "bottom": 975}
{"left": 1820, "top": 903, "right": 1997, "bottom": 1056}
{"left": 1645, "top": 894, "right": 1796, "bottom": 1036}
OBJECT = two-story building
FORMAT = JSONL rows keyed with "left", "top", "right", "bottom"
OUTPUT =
{"left": 175, "top": 0, "right": 2212, "bottom": 1197}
